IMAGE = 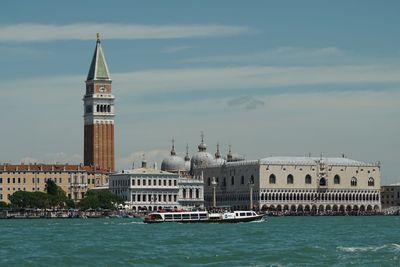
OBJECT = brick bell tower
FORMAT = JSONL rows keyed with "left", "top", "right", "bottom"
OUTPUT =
{"left": 83, "top": 33, "right": 115, "bottom": 172}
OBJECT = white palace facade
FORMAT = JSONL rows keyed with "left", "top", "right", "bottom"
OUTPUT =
{"left": 193, "top": 156, "right": 381, "bottom": 214}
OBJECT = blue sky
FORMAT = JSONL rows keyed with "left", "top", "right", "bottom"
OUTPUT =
{"left": 0, "top": 1, "right": 399, "bottom": 184}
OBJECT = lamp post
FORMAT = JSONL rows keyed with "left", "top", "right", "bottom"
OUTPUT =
{"left": 211, "top": 177, "right": 217, "bottom": 207}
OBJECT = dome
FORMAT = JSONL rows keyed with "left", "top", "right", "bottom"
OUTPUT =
{"left": 161, "top": 139, "right": 186, "bottom": 172}
{"left": 191, "top": 151, "right": 214, "bottom": 168}
{"left": 191, "top": 133, "right": 214, "bottom": 169}
{"left": 161, "top": 155, "right": 185, "bottom": 172}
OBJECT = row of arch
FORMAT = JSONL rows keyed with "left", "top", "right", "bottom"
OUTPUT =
{"left": 96, "top": 104, "right": 111, "bottom": 113}
{"left": 268, "top": 174, "right": 375, "bottom": 187}
{"left": 261, "top": 204, "right": 380, "bottom": 213}
{"left": 260, "top": 191, "right": 380, "bottom": 202}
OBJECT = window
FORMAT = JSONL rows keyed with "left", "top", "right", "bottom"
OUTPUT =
{"left": 174, "top": 195, "right": 177, "bottom": 202}
{"left": 154, "top": 179, "right": 157, "bottom": 185}
{"left": 148, "top": 180, "right": 152, "bottom": 186}
{"left": 143, "top": 195, "right": 147, "bottom": 202}
{"left": 143, "top": 180, "right": 146, "bottom": 186}
{"left": 163, "top": 180, "right": 166, "bottom": 186}
{"left": 18, "top": 178, "right": 20, "bottom": 183}
{"left": 241, "top": 176, "right": 244, "bottom": 185}
{"left": 183, "top": 189, "right": 186, "bottom": 199}
{"left": 159, "top": 180, "right": 161, "bottom": 186}
{"left": 196, "top": 189, "right": 199, "bottom": 199}
{"left": 132, "top": 179, "right": 135, "bottom": 186}
{"left": 368, "top": 177, "right": 375, "bottom": 187}
{"left": 168, "top": 180, "right": 172, "bottom": 186}
{"left": 351, "top": 177, "right": 357, "bottom": 187}
{"left": 305, "top": 174, "right": 311, "bottom": 184}
{"left": 0, "top": 178, "right": 2, "bottom": 184}
{"left": 231, "top": 176, "right": 235, "bottom": 185}
{"left": 132, "top": 194, "right": 136, "bottom": 202}
{"left": 269, "top": 174, "right": 276, "bottom": 184}
{"left": 138, "top": 179, "right": 141, "bottom": 186}
{"left": 137, "top": 195, "right": 141, "bottom": 202}
{"left": 319, "top": 178, "right": 326, "bottom": 186}
{"left": 287, "top": 174, "right": 294, "bottom": 184}
{"left": 222, "top": 178, "right": 226, "bottom": 186}
{"left": 208, "top": 177, "right": 211, "bottom": 186}
{"left": 174, "top": 180, "right": 177, "bottom": 186}
{"left": 334, "top": 175, "right": 340, "bottom": 185}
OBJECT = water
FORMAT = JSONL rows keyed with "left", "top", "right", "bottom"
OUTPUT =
{"left": 0, "top": 216, "right": 399, "bottom": 266}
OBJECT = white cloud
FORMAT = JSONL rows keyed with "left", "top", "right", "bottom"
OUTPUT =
{"left": 113, "top": 65, "right": 400, "bottom": 94}
{"left": 0, "top": 23, "right": 251, "bottom": 42}
{"left": 185, "top": 47, "right": 346, "bottom": 64}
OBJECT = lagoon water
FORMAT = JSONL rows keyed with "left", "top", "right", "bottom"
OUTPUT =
{"left": 0, "top": 216, "right": 399, "bottom": 266}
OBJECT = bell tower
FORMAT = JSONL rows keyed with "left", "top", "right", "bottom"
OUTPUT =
{"left": 83, "top": 33, "right": 115, "bottom": 172}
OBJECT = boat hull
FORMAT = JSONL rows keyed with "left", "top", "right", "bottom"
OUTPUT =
{"left": 144, "top": 214, "right": 266, "bottom": 224}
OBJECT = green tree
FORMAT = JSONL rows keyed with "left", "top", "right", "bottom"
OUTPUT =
{"left": 0, "top": 201, "right": 9, "bottom": 208}
{"left": 79, "top": 190, "right": 123, "bottom": 210}
{"left": 45, "top": 180, "right": 69, "bottom": 208}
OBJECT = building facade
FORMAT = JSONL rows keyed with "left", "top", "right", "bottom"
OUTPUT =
{"left": 83, "top": 34, "right": 115, "bottom": 172}
{"left": 109, "top": 162, "right": 204, "bottom": 211}
{"left": 0, "top": 164, "right": 109, "bottom": 203}
{"left": 194, "top": 156, "right": 381, "bottom": 214}
{"left": 381, "top": 185, "right": 400, "bottom": 209}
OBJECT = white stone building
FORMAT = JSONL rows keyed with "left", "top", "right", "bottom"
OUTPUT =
{"left": 193, "top": 156, "right": 381, "bottom": 214}
{"left": 109, "top": 161, "right": 203, "bottom": 211}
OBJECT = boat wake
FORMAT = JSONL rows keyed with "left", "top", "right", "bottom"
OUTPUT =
{"left": 337, "top": 243, "right": 400, "bottom": 253}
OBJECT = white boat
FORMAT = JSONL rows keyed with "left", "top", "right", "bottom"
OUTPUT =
{"left": 144, "top": 210, "right": 265, "bottom": 223}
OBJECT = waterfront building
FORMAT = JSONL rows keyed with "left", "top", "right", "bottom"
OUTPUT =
{"left": 83, "top": 34, "right": 115, "bottom": 172}
{"left": 0, "top": 164, "right": 109, "bottom": 203}
{"left": 189, "top": 138, "right": 381, "bottom": 213}
{"left": 109, "top": 160, "right": 204, "bottom": 211}
{"left": 381, "top": 184, "right": 400, "bottom": 209}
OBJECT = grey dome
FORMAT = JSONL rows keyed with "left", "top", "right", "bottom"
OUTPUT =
{"left": 191, "top": 133, "right": 214, "bottom": 170}
{"left": 191, "top": 151, "right": 214, "bottom": 168}
{"left": 161, "top": 139, "right": 186, "bottom": 172}
{"left": 161, "top": 155, "right": 186, "bottom": 172}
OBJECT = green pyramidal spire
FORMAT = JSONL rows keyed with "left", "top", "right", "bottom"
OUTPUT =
{"left": 87, "top": 33, "right": 111, "bottom": 81}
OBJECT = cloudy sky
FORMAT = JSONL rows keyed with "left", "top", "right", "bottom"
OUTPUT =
{"left": 0, "top": 1, "right": 399, "bottom": 184}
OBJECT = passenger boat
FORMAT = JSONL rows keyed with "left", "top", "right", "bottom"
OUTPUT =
{"left": 143, "top": 210, "right": 265, "bottom": 224}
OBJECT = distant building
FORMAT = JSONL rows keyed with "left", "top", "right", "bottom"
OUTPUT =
{"left": 0, "top": 164, "right": 109, "bottom": 203}
{"left": 381, "top": 184, "right": 400, "bottom": 209}
{"left": 190, "top": 146, "right": 381, "bottom": 213}
{"left": 109, "top": 160, "right": 203, "bottom": 212}
{"left": 83, "top": 34, "right": 115, "bottom": 172}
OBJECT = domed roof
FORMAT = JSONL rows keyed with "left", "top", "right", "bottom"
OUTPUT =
{"left": 191, "top": 133, "right": 214, "bottom": 169}
{"left": 161, "top": 139, "right": 185, "bottom": 172}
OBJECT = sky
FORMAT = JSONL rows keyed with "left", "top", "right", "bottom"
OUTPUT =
{"left": 0, "top": 1, "right": 399, "bottom": 185}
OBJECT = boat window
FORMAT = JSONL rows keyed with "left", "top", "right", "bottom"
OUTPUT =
{"left": 165, "top": 214, "right": 173, "bottom": 220}
{"left": 199, "top": 213, "right": 208, "bottom": 219}
{"left": 246, "top": 212, "right": 252, "bottom": 216}
{"left": 173, "top": 214, "right": 182, "bottom": 220}
{"left": 182, "top": 214, "right": 190, "bottom": 220}
{"left": 190, "top": 213, "right": 199, "bottom": 220}
{"left": 240, "top": 212, "right": 245, "bottom": 216}
{"left": 235, "top": 213, "right": 239, "bottom": 216}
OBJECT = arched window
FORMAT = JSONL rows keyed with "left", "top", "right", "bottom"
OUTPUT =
{"left": 287, "top": 174, "right": 294, "bottom": 184}
{"left": 241, "top": 176, "right": 244, "bottom": 185}
{"left": 319, "top": 178, "right": 326, "bottom": 186}
{"left": 182, "top": 189, "right": 186, "bottom": 198}
{"left": 351, "top": 177, "right": 357, "bottom": 187}
{"left": 368, "top": 177, "right": 375, "bottom": 186}
{"left": 269, "top": 174, "right": 276, "bottom": 184}
{"left": 96, "top": 105, "right": 99, "bottom": 112}
{"left": 207, "top": 177, "right": 211, "bottom": 186}
{"left": 223, "top": 177, "right": 226, "bottom": 186}
{"left": 107, "top": 105, "right": 111, "bottom": 112}
{"left": 334, "top": 175, "right": 340, "bottom": 184}
{"left": 196, "top": 189, "right": 199, "bottom": 199}
{"left": 305, "top": 174, "right": 311, "bottom": 184}
{"left": 231, "top": 176, "right": 234, "bottom": 185}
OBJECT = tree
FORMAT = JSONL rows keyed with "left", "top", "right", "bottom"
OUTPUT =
{"left": 9, "top": 191, "right": 49, "bottom": 209}
{"left": 45, "top": 180, "right": 68, "bottom": 208}
{"left": 0, "top": 201, "right": 9, "bottom": 208}
{"left": 79, "top": 190, "right": 124, "bottom": 210}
